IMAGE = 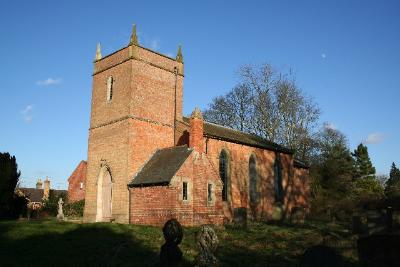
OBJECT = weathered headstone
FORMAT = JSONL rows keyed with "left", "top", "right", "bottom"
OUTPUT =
{"left": 366, "top": 210, "right": 386, "bottom": 234}
{"left": 233, "top": 207, "right": 247, "bottom": 228}
{"left": 195, "top": 225, "right": 219, "bottom": 267}
{"left": 352, "top": 213, "right": 368, "bottom": 235}
{"left": 160, "top": 219, "right": 183, "bottom": 267}
{"left": 386, "top": 206, "right": 393, "bottom": 232}
{"left": 56, "top": 198, "right": 65, "bottom": 221}
{"left": 290, "top": 206, "right": 306, "bottom": 225}
{"left": 392, "top": 210, "right": 400, "bottom": 229}
{"left": 271, "top": 203, "right": 284, "bottom": 221}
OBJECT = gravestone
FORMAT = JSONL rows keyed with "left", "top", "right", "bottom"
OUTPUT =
{"left": 160, "top": 219, "right": 183, "bottom": 267}
{"left": 352, "top": 213, "right": 368, "bottom": 235}
{"left": 392, "top": 210, "right": 400, "bottom": 229}
{"left": 233, "top": 207, "right": 247, "bottom": 228}
{"left": 195, "top": 225, "right": 219, "bottom": 267}
{"left": 366, "top": 210, "right": 386, "bottom": 234}
{"left": 271, "top": 203, "right": 284, "bottom": 221}
{"left": 386, "top": 206, "right": 393, "bottom": 232}
{"left": 290, "top": 206, "right": 306, "bottom": 225}
{"left": 56, "top": 198, "right": 65, "bottom": 221}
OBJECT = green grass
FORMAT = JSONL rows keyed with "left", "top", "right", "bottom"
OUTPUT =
{"left": 0, "top": 219, "right": 358, "bottom": 266}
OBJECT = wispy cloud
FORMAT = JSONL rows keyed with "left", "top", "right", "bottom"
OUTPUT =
{"left": 324, "top": 122, "right": 337, "bottom": 130}
{"left": 364, "top": 132, "right": 385, "bottom": 144}
{"left": 321, "top": 53, "right": 327, "bottom": 59}
{"left": 20, "top": 104, "right": 34, "bottom": 123}
{"left": 149, "top": 38, "right": 160, "bottom": 50}
{"left": 37, "top": 78, "right": 62, "bottom": 86}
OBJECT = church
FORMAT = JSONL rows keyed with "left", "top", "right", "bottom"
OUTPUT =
{"left": 83, "top": 25, "right": 309, "bottom": 226}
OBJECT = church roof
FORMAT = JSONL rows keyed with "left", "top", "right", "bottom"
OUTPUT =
{"left": 182, "top": 117, "right": 293, "bottom": 154}
{"left": 128, "top": 145, "right": 192, "bottom": 187}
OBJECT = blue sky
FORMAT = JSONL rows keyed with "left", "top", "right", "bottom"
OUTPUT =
{"left": 1, "top": 1, "right": 399, "bottom": 189}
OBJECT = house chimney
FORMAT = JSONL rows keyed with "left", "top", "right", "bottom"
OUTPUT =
{"left": 43, "top": 177, "right": 50, "bottom": 200}
{"left": 36, "top": 178, "right": 43, "bottom": 189}
{"left": 189, "top": 107, "right": 204, "bottom": 153}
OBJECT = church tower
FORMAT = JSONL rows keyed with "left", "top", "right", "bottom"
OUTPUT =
{"left": 84, "top": 25, "right": 184, "bottom": 223}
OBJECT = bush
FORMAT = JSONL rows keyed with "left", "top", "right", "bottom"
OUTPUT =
{"left": 42, "top": 190, "right": 68, "bottom": 217}
{"left": 64, "top": 200, "right": 85, "bottom": 217}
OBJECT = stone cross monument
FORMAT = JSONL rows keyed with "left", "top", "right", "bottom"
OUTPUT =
{"left": 57, "top": 198, "right": 65, "bottom": 221}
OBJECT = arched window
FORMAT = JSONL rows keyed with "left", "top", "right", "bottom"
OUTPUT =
{"left": 219, "top": 150, "right": 229, "bottom": 201}
{"left": 249, "top": 154, "right": 257, "bottom": 203}
{"left": 106, "top": 76, "right": 113, "bottom": 101}
{"left": 274, "top": 153, "right": 284, "bottom": 203}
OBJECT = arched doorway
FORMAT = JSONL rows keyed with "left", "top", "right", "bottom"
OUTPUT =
{"left": 96, "top": 165, "right": 112, "bottom": 222}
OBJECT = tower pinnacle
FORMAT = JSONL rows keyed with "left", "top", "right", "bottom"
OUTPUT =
{"left": 176, "top": 45, "right": 183, "bottom": 63}
{"left": 129, "top": 24, "right": 138, "bottom": 45}
{"left": 95, "top": 43, "right": 102, "bottom": 61}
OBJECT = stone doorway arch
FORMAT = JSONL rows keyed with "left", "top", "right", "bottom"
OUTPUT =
{"left": 96, "top": 165, "right": 113, "bottom": 222}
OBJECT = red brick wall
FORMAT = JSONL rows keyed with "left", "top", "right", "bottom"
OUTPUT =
{"left": 174, "top": 131, "right": 310, "bottom": 222}
{"left": 129, "top": 151, "right": 224, "bottom": 226}
{"left": 84, "top": 43, "right": 184, "bottom": 223}
{"left": 67, "top": 161, "right": 87, "bottom": 202}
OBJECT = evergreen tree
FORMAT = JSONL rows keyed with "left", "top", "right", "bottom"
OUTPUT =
{"left": 0, "top": 152, "right": 21, "bottom": 215}
{"left": 310, "top": 126, "right": 356, "bottom": 206}
{"left": 385, "top": 162, "right": 400, "bottom": 198}
{"left": 352, "top": 143, "right": 376, "bottom": 178}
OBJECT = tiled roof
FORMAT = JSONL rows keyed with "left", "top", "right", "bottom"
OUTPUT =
{"left": 68, "top": 160, "right": 87, "bottom": 183}
{"left": 129, "top": 145, "right": 192, "bottom": 187}
{"left": 182, "top": 117, "right": 293, "bottom": 154}
{"left": 18, "top": 188, "right": 68, "bottom": 203}
{"left": 19, "top": 188, "right": 44, "bottom": 202}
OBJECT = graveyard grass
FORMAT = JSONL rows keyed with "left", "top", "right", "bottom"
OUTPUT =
{"left": 0, "top": 219, "right": 358, "bottom": 266}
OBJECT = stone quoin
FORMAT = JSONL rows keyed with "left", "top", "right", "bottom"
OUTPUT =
{"left": 82, "top": 25, "right": 310, "bottom": 226}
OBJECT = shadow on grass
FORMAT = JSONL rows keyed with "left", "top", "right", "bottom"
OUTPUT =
{"left": 0, "top": 221, "right": 191, "bottom": 267}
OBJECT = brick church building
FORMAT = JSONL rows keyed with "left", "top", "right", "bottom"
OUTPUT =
{"left": 83, "top": 25, "right": 309, "bottom": 226}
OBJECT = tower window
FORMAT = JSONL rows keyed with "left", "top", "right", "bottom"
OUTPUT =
{"left": 80, "top": 182, "right": 84, "bottom": 189}
{"left": 107, "top": 76, "right": 113, "bottom": 102}
{"left": 182, "top": 182, "right": 188, "bottom": 201}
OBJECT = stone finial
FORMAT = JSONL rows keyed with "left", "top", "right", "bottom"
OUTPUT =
{"left": 176, "top": 45, "right": 183, "bottom": 63}
{"left": 190, "top": 107, "right": 203, "bottom": 120}
{"left": 129, "top": 24, "right": 138, "bottom": 45}
{"left": 95, "top": 43, "right": 102, "bottom": 61}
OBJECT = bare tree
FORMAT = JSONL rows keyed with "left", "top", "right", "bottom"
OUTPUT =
{"left": 203, "top": 84, "right": 254, "bottom": 132}
{"left": 203, "top": 63, "right": 320, "bottom": 162}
